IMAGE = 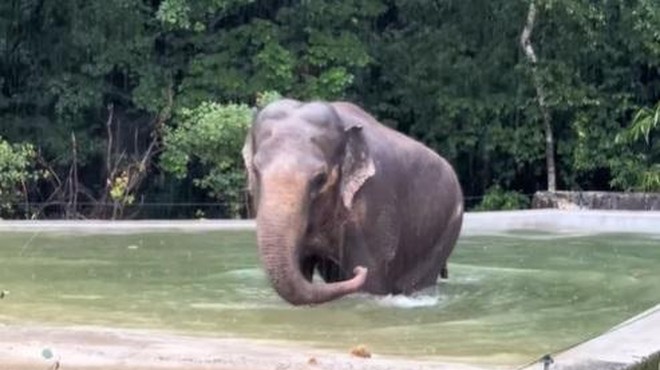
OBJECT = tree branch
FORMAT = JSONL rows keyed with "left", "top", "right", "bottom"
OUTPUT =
{"left": 520, "top": 1, "right": 557, "bottom": 192}
{"left": 520, "top": 2, "right": 538, "bottom": 64}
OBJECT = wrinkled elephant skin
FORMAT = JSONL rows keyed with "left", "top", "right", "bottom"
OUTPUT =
{"left": 242, "top": 99, "right": 463, "bottom": 305}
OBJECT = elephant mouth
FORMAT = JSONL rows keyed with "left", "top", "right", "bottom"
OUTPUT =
{"left": 300, "top": 255, "right": 347, "bottom": 283}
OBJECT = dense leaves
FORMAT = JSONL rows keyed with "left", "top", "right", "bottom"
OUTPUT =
{"left": 0, "top": 137, "right": 39, "bottom": 216}
{"left": 161, "top": 101, "right": 253, "bottom": 217}
{"left": 613, "top": 101, "right": 660, "bottom": 191}
{"left": 0, "top": 0, "right": 658, "bottom": 218}
{"left": 473, "top": 185, "right": 532, "bottom": 211}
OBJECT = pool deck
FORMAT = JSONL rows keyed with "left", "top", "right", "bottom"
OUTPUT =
{"left": 1, "top": 209, "right": 659, "bottom": 370}
{"left": 520, "top": 303, "right": 660, "bottom": 370}
{"left": 0, "top": 325, "right": 492, "bottom": 370}
{"left": 461, "top": 209, "right": 660, "bottom": 235}
{"left": 1, "top": 209, "right": 660, "bottom": 234}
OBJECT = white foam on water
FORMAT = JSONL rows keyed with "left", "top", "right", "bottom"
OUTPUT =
{"left": 500, "top": 231, "right": 595, "bottom": 240}
{"left": 190, "top": 302, "right": 268, "bottom": 310}
{"left": 374, "top": 293, "right": 442, "bottom": 308}
{"left": 216, "top": 268, "right": 265, "bottom": 280}
{"left": 60, "top": 294, "right": 104, "bottom": 300}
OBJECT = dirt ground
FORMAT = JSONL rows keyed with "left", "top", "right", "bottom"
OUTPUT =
{"left": 0, "top": 324, "right": 491, "bottom": 370}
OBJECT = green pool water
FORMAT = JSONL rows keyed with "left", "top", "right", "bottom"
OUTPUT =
{"left": 1, "top": 230, "right": 659, "bottom": 366}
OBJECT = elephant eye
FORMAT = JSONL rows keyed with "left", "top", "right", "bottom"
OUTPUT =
{"left": 311, "top": 172, "right": 328, "bottom": 190}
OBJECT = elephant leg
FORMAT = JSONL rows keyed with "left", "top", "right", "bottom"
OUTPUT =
{"left": 301, "top": 254, "right": 346, "bottom": 283}
{"left": 300, "top": 255, "right": 315, "bottom": 282}
{"left": 395, "top": 256, "right": 441, "bottom": 294}
{"left": 441, "top": 263, "right": 449, "bottom": 279}
{"left": 396, "top": 219, "right": 462, "bottom": 294}
{"left": 343, "top": 231, "right": 393, "bottom": 295}
{"left": 394, "top": 243, "right": 450, "bottom": 294}
{"left": 343, "top": 202, "right": 400, "bottom": 295}
{"left": 317, "top": 257, "right": 346, "bottom": 283}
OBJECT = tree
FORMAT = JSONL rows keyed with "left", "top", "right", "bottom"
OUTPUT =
{"left": 358, "top": 0, "right": 543, "bottom": 197}
{"left": 0, "top": 0, "right": 168, "bottom": 218}
{"left": 520, "top": 0, "right": 556, "bottom": 191}
{"left": 1, "top": 0, "right": 659, "bottom": 218}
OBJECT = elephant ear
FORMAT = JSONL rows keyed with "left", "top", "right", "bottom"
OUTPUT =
{"left": 242, "top": 109, "right": 261, "bottom": 188}
{"left": 340, "top": 124, "right": 375, "bottom": 209}
{"left": 241, "top": 130, "right": 258, "bottom": 214}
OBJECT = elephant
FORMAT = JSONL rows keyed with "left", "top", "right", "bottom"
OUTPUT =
{"left": 241, "top": 99, "right": 464, "bottom": 306}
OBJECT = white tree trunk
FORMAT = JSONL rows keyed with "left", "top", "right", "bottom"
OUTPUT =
{"left": 520, "top": 1, "right": 557, "bottom": 192}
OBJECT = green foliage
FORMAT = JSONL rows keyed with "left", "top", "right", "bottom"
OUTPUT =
{"left": 619, "top": 102, "right": 660, "bottom": 145}
{"left": 358, "top": 0, "right": 660, "bottom": 194}
{"left": 611, "top": 102, "right": 660, "bottom": 191}
{"left": 0, "top": 137, "right": 39, "bottom": 216}
{"left": 157, "top": 0, "right": 255, "bottom": 31}
{"left": 256, "top": 91, "right": 283, "bottom": 109}
{"left": 161, "top": 102, "right": 252, "bottom": 218}
{"left": 1, "top": 0, "right": 660, "bottom": 218}
{"left": 109, "top": 171, "right": 135, "bottom": 206}
{"left": 474, "top": 186, "right": 531, "bottom": 211}
{"left": 172, "top": 0, "right": 377, "bottom": 107}
{"left": 156, "top": 0, "right": 192, "bottom": 29}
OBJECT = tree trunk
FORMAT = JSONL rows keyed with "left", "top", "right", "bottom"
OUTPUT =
{"left": 520, "top": 1, "right": 557, "bottom": 192}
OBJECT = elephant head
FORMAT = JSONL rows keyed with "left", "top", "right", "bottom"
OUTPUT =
{"left": 242, "top": 99, "right": 373, "bottom": 305}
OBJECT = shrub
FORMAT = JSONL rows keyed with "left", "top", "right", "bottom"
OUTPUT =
{"left": 474, "top": 185, "right": 530, "bottom": 211}
{"left": 0, "top": 137, "right": 40, "bottom": 217}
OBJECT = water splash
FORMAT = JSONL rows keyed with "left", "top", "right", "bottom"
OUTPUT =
{"left": 190, "top": 302, "right": 283, "bottom": 310}
{"left": 219, "top": 268, "right": 265, "bottom": 279}
{"left": 374, "top": 293, "right": 443, "bottom": 308}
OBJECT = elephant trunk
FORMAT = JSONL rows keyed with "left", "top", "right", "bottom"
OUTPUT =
{"left": 256, "top": 176, "right": 367, "bottom": 305}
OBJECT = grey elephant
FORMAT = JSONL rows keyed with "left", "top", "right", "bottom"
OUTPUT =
{"left": 242, "top": 99, "right": 463, "bottom": 305}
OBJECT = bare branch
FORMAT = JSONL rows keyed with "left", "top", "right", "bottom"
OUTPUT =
{"left": 72, "top": 132, "right": 79, "bottom": 217}
{"left": 520, "top": 1, "right": 538, "bottom": 64}
{"left": 520, "top": 1, "right": 557, "bottom": 192}
{"left": 105, "top": 103, "right": 115, "bottom": 178}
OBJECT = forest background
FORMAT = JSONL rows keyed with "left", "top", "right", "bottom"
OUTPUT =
{"left": 0, "top": 0, "right": 658, "bottom": 219}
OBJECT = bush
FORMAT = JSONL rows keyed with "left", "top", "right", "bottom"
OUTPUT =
{"left": 0, "top": 137, "right": 39, "bottom": 217}
{"left": 474, "top": 185, "right": 530, "bottom": 211}
{"left": 160, "top": 101, "right": 253, "bottom": 218}
{"left": 612, "top": 102, "right": 660, "bottom": 192}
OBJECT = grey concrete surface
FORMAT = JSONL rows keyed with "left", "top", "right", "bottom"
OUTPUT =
{"left": 0, "top": 325, "right": 491, "bottom": 370}
{"left": 520, "top": 303, "right": 660, "bottom": 370}
{"left": 0, "top": 218, "right": 255, "bottom": 233}
{"left": 460, "top": 209, "right": 660, "bottom": 235}
{"left": 1, "top": 209, "right": 659, "bottom": 234}
{"left": 533, "top": 191, "right": 660, "bottom": 211}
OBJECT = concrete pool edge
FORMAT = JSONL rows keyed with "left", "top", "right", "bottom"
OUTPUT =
{"left": 460, "top": 209, "right": 660, "bottom": 235}
{"left": 520, "top": 303, "right": 660, "bottom": 370}
{"left": 0, "top": 324, "right": 493, "bottom": 370}
{"left": 1, "top": 209, "right": 659, "bottom": 235}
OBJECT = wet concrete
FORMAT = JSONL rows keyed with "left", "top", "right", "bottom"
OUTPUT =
{"left": 2, "top": 210, "right": 659, "bottom": 235}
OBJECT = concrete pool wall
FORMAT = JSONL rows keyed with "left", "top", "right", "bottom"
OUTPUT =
{"left": 1, "top": 209, "right": 659, "bottom": 235}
